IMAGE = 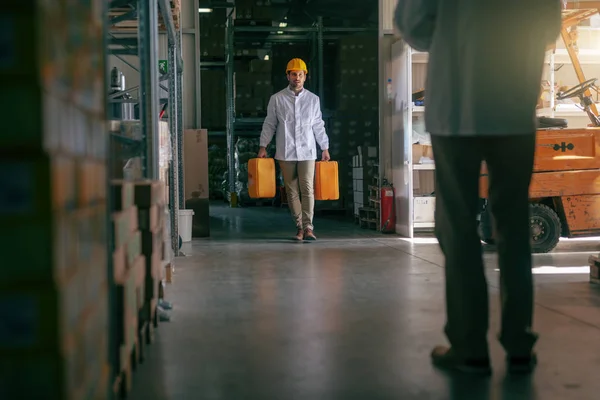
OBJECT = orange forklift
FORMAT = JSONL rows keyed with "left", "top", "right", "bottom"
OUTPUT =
{"left": 478, "top": 4, "right": 600, "bottom": 253}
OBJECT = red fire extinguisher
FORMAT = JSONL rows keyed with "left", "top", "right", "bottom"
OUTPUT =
{"left": 380, "top": 180, "right": 396, "bottom": 233}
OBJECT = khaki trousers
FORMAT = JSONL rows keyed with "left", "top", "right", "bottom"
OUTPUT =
{"left": 278, "top": 160, "right": 315, "bottom": 230}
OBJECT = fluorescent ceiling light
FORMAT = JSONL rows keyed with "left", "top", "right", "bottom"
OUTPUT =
{"left": 277, "top": 31, "right": 283, "bottom": 34}
{"left": 198, "top": 8, "right": 213, "bottom": 13}
{"left": 279, "top": 22, "right": 287, "bottom": 27}
{"left": 264, "top": 55, "right": 270, "bottom": 60}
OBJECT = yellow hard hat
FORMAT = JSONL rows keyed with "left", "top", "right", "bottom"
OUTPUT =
{"left": 286, "top": 58, "right": 307, "bottom": 74}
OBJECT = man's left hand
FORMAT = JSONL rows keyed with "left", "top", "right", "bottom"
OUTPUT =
{"left": 321, "top": 150, "right": 331, "bottom": 161}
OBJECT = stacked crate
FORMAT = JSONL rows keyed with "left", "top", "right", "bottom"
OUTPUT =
{"left": 133, "top": 181, "right": 166, "bottom": 339}
{"left": 234, "top": 0, "right": 284, "bottom": 23}
{"left": 201, "top": 69, "right": 227, "bottom": 128}
{"left": 111, "top": 181, "right": 144, "bottom": 393}
{"left": 352, "top": 146, "right": 379, "bottom": 218}
{"left": 333, "top": 34, "right": 379, "bottom": 212}
{"left": 200, "top": 9, "right": 226, "bottom": 58}
{"left": 0, "top": 2, "right": 109, "bottom": 399}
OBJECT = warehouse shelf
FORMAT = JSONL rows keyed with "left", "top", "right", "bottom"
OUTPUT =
{"left": 391, "top": 41, "right": 437, "bottom": 237}
{"left": 413, "top": 163, "right": 435, "bottom": 171}
{"left": 104, "top": 0, "right": 184, "bottom": 397}
{"left": 216, "top": 8, "right": 377, "bottom": 206}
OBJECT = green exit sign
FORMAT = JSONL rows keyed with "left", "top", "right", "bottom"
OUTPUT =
{"left": 159, "top": 60, "right": 168, "bottom": 75}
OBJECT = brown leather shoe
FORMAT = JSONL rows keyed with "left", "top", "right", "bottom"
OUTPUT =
{"left": 304, "top": 229, "right": 317, "bottom": 241}
{"left": 294, "top": 229, "right": 304, "bottom": 241}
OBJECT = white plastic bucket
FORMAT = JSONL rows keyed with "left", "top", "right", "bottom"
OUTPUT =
{"left": 178, "top": 209, "right": 195, "bottom": 242}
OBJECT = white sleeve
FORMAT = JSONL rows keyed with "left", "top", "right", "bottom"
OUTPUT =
{"left": 312, "top": 97, "right": 329, "bottom": 151}
{"left": 260, "top": 95, "right": 277, "bottom": 148}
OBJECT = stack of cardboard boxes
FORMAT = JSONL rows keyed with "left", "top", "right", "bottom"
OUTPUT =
{"left": 352, "top": 146, "right": 379, "bottom": 218}
{"left": 110, "top": 179, "right": 165, "bottom": 392}
{"left": 134, "top": 181, "right": 166, "bottom": 324}
{"left": 1, "top": 2, "right": 109, "bottom": 399}
{"left": 234, "top": 0, "right": 282, "bottom": 22}
{"left": 328, "top": 34, "right": 379, "bottom": 213}
{"left": 201, "top": 69, "right": 227, "bottom": 128}
{"left": 111, "top": 181, "right": 143, "bottom": 392}
{"left": 235, "top": 59, "right": 274, "bottom": 116}
{"left": 200, "top": 10, "right": 226, "bottom": 58}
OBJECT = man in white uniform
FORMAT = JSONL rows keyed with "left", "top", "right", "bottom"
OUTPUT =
{"left": 258, "top": 58, "right": 330, "bottom": 241}
{"left": 395, "top": 0, "right": 561, "bottom": 375}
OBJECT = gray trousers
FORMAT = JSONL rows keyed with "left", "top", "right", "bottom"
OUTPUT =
{"left": 431, "top": 133, "right": 538, "bottom": 359}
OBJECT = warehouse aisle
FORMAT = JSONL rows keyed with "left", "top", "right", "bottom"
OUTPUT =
{"left": 130, "top": 204, "right": 600, "bottom": 400}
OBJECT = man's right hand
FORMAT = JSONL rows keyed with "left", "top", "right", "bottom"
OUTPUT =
{"left": 257, "top": 147, "right": 267, "bottom": 158}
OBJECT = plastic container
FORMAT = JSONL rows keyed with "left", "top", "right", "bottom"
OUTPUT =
{"left": 315, "top": 160, "right": 340, "bottom": 200}
{"left": 248, "top": 157, "right": 276, "bottom": 198}
{"left": 178, "top": 209, "right": 195, "bottom": 242}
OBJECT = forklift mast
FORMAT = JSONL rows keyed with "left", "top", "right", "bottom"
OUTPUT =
{"left": 559, "top": 2, "right": 600, "bottom": 123}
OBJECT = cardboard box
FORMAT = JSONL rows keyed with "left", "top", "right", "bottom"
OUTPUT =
{"left": 0, "top": 276, "right": 86, "bottom": 354}
{"left": 414, "top": 196, "right": 436, "bottom": 223}
{"left": 412, "top": 144, "right": 434, "bottom": 164}
{"left": 113, "top": 245, "right": 127, "bottom": 284}
{"left": 125, "top": 230, "right": 141, "bottom": 270}
{"left": 183, "top": 129, "right": 209, "bottom": 200}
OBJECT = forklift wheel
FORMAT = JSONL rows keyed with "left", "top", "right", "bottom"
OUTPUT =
{"left": 529, "top": 203, "right": 561, "bottom": 253}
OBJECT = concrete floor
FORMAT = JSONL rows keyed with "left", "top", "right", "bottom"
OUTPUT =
{"left": 131, "top": 203, "right": 600, "bottom": 400}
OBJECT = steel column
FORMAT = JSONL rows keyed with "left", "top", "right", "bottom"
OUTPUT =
{"left": 103, "top": 1, "right": 118, "bottom": 394}
{"left": 138, "top": 0, "right": 160, "bottom": 179}
{"left": 168, "top": 40, "right": 180, "bottom": 256}
{"left": 177, "top": 29, "right": 185, "bottom": 209}
{"left": 226, "top": 14, "right": 237, "bottom": 206}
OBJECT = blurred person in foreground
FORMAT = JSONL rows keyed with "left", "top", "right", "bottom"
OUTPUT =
{"left": 395, "top": 0, "right": 562, "bottom": 375}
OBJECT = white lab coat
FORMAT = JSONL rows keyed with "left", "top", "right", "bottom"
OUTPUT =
{"left": 395, "top": 0, "right": 562, "bottom": 137}
{"left": 259, "top": 87, "right": 329, "bottom": 161}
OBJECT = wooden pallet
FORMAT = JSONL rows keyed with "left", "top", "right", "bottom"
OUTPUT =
{"left": 590, "top": 254, "right": 599, "bottom": 284}
{"left": 359, "top": 207, "right": 380, "bottom": 230}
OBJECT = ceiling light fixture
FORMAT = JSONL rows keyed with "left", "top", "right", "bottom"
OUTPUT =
{"left": 198, "top": 8, "right": 213, "bottom": 13}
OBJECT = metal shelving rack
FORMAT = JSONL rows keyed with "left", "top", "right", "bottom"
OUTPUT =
{"left": 105, "top": 0, "right": 183, "bottom": 393}
{"left": 205, "top": 7, "right": 375, "bottom": 205}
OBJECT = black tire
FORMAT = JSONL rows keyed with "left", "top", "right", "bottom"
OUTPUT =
{"left": 478, "top": 205, "right": 495, "bottom": 244}
{"left": 529, "top": 203, "right": 561, "bottom": 253}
